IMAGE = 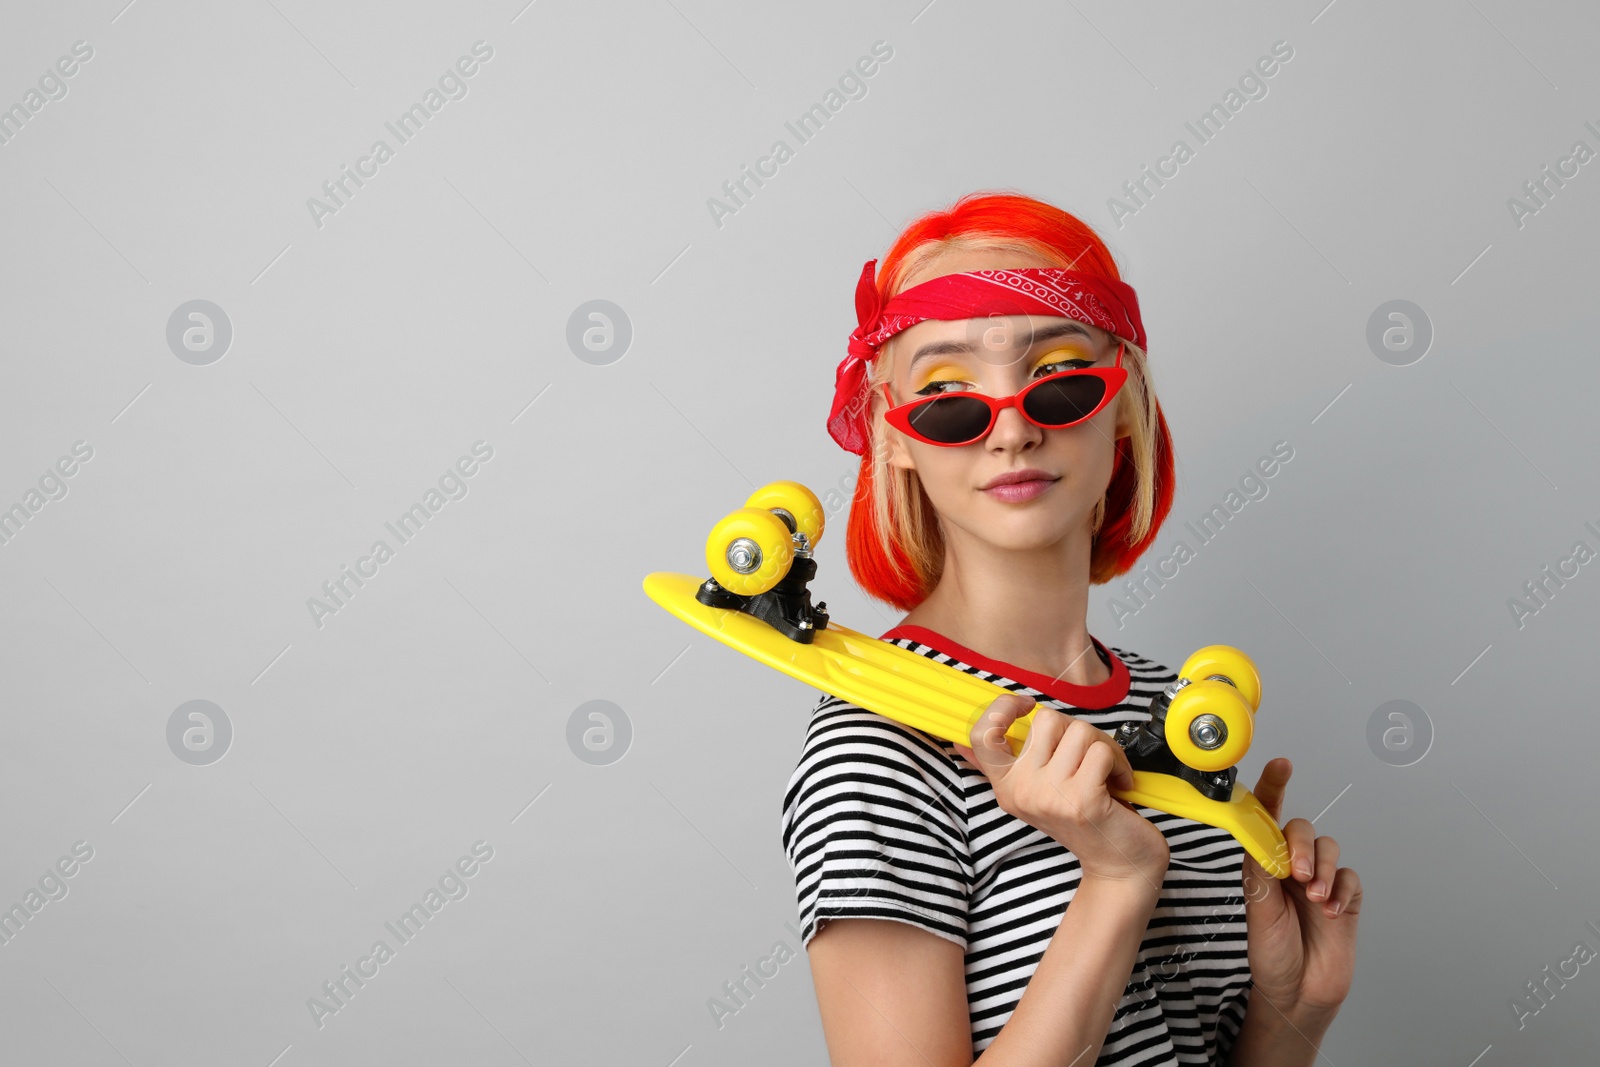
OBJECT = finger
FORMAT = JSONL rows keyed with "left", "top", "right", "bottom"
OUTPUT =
{"left": 1306, "top": 836, "right": 1341, "bottom": 903}
{"left": 966, "top": 695, "right": 1035, "bottom": 774}
{"left": 1251, "top": 757, "right": 1292, "bottom": 823}
{"left": 1323, "top": 867, "right": 1362, "bottom": 918}
{"left": 1098, "top": 735, "right": 1136, "bottom": 792}
{"left": 1283, "top": 817, "right": 1317, "bottom": 883}
{"left": 1043, "top": 718, "right": 1115, "bottom": 787}
{"left": 1017, "top": 704, "right": 1065, "bottom": 770}
{"left": 1079, "top": 739, "right": 1133, "bottom": 795}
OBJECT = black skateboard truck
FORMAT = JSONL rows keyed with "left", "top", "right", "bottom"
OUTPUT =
{"left": 1114, "top": 679, "right": 1239, "bottom": 803}
{"left": 695, "top": 523, "right": 830, "bottom": 644}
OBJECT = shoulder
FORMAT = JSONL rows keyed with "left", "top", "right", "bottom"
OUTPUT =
{"left": 783, "top": 696, "right": 966, "bottom": 818}
{"left": 780, "top": 696, "right": 969, "bottom": 854}
{"left": 1106, "top": 644, "right": 1179, "bottom": 693}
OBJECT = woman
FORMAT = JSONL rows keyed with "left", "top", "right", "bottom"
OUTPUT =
{"left": 780, "top": 192, "right": 1360, "bottom": 1066}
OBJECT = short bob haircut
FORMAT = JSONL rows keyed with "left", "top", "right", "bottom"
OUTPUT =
{"left": 843, "top": 191, "right": 1177, "bottom": 613}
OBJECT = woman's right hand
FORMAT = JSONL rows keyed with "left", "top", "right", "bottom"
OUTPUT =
{"left": 954, "top": 693, "right": 1170, "bottom": 888}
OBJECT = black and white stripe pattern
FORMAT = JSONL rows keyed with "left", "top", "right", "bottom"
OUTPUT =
{"left": 780, "top": 636, "right": 1252, "bottom": 1064}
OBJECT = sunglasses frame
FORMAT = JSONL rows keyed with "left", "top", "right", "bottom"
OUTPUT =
{"left": 882, "top": 339, "right": 1127, "bottom": 447}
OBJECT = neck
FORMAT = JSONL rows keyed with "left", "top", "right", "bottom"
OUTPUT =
{"left": 900, "top": 517, "right": 1108, "bottom": 688}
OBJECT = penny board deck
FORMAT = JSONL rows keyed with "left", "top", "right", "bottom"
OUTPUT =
{"left": 643, "top": 571, "right": 1288, "bottom": 877}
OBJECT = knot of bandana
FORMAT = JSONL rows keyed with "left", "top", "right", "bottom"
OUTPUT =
{"left": 828, "top": 257, "right": 1146, "bottom": 455}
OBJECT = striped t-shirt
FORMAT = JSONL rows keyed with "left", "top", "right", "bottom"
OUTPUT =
{"left": 780, "top": 625, "right": 1252, "bottom": 1065}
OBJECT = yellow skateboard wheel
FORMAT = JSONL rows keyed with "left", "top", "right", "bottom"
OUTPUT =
{"left": 1178, "top": 644, "right": 1261, "bottom": 712}
{"left": 706, "top": 507, "right": 794, "bottom": 596}
{"left": 745, "top": 480, "right": 825, "bottom": 548}
{"left": 1166, "top": 679, "right": 1254, "bottom": 772}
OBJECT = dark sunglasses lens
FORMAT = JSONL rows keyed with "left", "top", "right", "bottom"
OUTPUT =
{"left": 907, "top": 395, "right": 992, "bottom": 444}
{"left": 1024, "top": 374, "right": 1106, "bottom": 427}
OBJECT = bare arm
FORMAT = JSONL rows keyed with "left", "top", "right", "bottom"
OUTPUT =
{"left": 807, "top": 874, "right": 1162, "bottom": 1067}
{"left": 1223, "top": 991, "right": 1334, "bottom": 1066}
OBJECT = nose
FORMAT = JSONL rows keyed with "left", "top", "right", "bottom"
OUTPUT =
{"left": 985, "top": 394, "right": 1041, "bottom": 448}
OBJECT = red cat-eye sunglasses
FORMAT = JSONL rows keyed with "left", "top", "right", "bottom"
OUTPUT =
{"left": 883, "top": 340, "right": 1127, "bottom": 447}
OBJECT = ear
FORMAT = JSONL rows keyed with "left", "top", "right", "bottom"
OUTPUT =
{"left": 884, "top": 425, "right": 916, "bottom": 473}
{"left": 1111, "top": 390, "right": 1133, "bottom": 441}
{"left": 877, "top": 366, "right": 917, "bottom": 473}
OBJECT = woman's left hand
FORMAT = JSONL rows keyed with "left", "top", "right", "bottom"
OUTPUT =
{"left": 1239, "top": 757, "right": 1362, "bottom": 1020}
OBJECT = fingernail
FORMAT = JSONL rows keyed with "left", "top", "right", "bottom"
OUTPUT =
{"left": 1331, "top": 901, "right": 1343, "bottom": 916}
{"left": 1309, "top": 879, "right": 1326, "bottom": 899}
{"left": 1295, "top": 859, "right": 1311, "bottom": 878}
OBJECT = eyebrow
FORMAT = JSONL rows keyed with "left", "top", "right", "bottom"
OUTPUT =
{"left": 907, "top": 321, "right": 1094, "bottom": 373}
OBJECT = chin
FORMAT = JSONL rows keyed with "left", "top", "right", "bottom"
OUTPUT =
{"left": 973, "top": 510, "right": 1080, "bottom": 551}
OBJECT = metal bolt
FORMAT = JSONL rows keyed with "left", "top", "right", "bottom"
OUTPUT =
{"left": 726, "top": 537, "right": 762, "bottom": 574}
{"left": 1189, "top": 713, "right": 1226, "bottom": 750}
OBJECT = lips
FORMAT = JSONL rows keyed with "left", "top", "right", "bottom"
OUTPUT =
{"left": 980, "top": 470, "right": 1059, "bottom": 503}
{"left": 981, "top": 469, "right": 1058, "bottom": 490}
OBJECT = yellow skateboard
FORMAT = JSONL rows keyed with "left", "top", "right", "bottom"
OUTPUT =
{"left": 643, "top": 480, "right": 1290, "bottom": 879}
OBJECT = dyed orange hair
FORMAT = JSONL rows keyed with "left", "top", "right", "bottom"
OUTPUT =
{"left": 842, "top": 191, "right": 1177, "bottom": 612}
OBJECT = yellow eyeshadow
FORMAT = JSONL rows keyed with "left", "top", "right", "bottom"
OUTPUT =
{"left": 912, "top": 364, "right": 968, "bottom": 391}
{"left": 1033, "top": 346, "right": 1092, "bottom": 369}
{"left": 912, "top": 348, "right": 1093, "bottom": 391}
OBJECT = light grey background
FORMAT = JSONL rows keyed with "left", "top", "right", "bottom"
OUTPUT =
{"left": 2, "top": 0, "right": 1596, "bottom": 1063}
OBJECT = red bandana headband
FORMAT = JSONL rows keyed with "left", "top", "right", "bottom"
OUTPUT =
{"left": 828, "top": 258, "right": 1147, "bottom": 455}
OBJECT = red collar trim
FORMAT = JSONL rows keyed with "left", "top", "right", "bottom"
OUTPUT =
{"left": 877, "top": 624, "right": 1131, "bottom": 709}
